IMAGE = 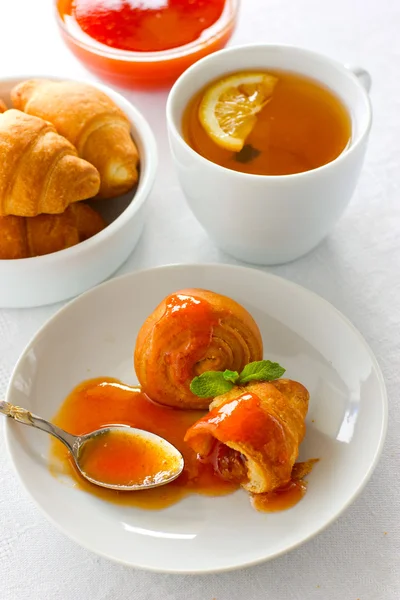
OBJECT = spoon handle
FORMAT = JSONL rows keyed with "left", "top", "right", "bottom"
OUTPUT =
{"left": 0, "top": 399, "right": 76, "bottom": 452}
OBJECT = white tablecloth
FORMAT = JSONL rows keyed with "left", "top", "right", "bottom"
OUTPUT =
{"left": 1, "top": 1, "right": 399, "bottom": 598}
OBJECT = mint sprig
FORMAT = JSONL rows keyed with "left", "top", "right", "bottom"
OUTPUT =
{"left": 238, "top": 360, "right": 285, "bottom": 383}
{"left": 190, "top": 360, "right": 286, "bottom": 399}
{"left": 189, "top": 371, "right": 234, "bottom": 399}
{"left": 223, "top": 370, "right": 239, "bottom": 383}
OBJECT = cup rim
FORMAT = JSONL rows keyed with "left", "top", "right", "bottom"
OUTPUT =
{"left": 0, "top": 74, "right": 158, "bottom": 266}
{"left": 53, "top": 0, "right": 239, "bottom": 63}
{"left": 166, "top": 43, "right": 373, "bottom": 181}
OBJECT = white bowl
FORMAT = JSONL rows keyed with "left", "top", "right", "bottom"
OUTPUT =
{"left": 0, "top": 76, "right": 158, "bottom": 308}
{"left": 5, "top": 264, "right": 387, "bottom": 573}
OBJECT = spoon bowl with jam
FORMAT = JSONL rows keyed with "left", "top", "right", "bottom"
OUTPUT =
{"left": 0, "top": 400, "right": 184, "bottom": 491}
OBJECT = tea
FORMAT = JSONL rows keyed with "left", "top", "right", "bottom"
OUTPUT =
{"left": 182, "top": 70, "right": 352, "bottom": 176}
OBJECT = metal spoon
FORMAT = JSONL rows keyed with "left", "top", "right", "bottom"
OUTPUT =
{"left": 0, "top": 400, "right": 184, "bottom": 491}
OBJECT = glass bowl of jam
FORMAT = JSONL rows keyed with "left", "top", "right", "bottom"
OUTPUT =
{"left": 55, "top": 0, "right": 239, "bottom": 89}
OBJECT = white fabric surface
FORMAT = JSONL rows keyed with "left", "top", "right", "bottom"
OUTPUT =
{"left": 1, "top": 0, "right": 399, "bottom": 598}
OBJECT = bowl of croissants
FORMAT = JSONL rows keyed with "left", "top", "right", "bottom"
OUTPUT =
{"left": 0, "top": 76, "right": 157, "bottom": 308}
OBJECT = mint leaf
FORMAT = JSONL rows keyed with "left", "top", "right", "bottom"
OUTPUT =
{"left": 190, "top": 360, "right": 285, "bottom": 398}
{"left": 190, "top": 372, "right": 234, "bottom": 399}
{"left": 238, "top": 360, "right": 285, "bottom": 384}
{"left": 223, "top": 370, "right": 239, "bottom": 384}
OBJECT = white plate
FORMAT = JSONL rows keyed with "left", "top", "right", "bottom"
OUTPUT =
{"left": 5, "top": 264, "right": 387, "bottom": 573}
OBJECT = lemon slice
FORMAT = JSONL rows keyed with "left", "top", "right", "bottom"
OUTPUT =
{"left": 199, "top": 72, "right": 278, "bottom": 152}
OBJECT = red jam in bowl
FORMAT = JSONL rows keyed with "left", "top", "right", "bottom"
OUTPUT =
{"left": 56, "top": 0, "right": 238, "bottom": 88}
{"left": 72, "top": 0, "right": 226, "bottom": 52}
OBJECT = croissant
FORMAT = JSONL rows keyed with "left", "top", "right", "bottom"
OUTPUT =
{"left": 0, "top": 98, "right": 7, "bottom": 113}
{"left": 0, "top": 109, "right": 100, "bottom": 217}
{"left": 0, "top": 203, "right": 106, "bottom": 259}
{"left": 134, "top": 289, "right": 263, "bottom": 409}
{"left": 184, "top": 379, "right": 309, "bottom": 494}
{"left": 12, "top": 80, "right": 139, "bottom": 199}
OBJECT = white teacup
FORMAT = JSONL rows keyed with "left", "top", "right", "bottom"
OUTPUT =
{"left": 166, "top": 44, "right": 372, "bottom": 265}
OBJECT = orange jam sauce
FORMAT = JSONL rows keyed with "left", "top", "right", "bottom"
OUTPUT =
{"left": 142, "top": 292, "right": 219, "bottom": 403}
{"left": 50, "top": 379, "right": 317, "bottom": 511}
{"left": 79, "top": 429, "right": 180, "bottom": 487}
{"left": 251, "top": 480, "right": 307, "bottom": 512}
{"left": 251, "top": 459, "right": 319, "bottom": 513}
{"left": 187, "top": 392, "right": 286, "bottom": 452}
{"left": 50, "top": 378, "right": 237, "bottom": 509}
{"left": 161, "top": 293, "right": 217, "bottom": 377}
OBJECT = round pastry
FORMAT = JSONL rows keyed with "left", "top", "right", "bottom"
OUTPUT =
{"left": 134, "top": 288, "right": 263, "bottom": 409}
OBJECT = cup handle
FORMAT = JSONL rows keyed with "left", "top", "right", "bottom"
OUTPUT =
{"left": 346, "top": 65, "right": 372, "bottom": 92}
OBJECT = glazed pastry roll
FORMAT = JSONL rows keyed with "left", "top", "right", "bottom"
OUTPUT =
{"left": 184, "top": 379, "right": 309, "bottom": 493}
{"left": 134, "top": 289, "right": 263, "bottom": 409}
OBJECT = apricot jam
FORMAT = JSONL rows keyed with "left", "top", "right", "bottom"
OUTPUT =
{"left": 79, "top": 429, "right": 180, "bottom": 487}
{"left": 50, "top": 378, "right": 237, "bottom": 509}
{"left": 50, "top": 378, "right": 317, "bottom": 511}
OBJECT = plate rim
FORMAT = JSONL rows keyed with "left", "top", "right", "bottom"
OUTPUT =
{"left": 4, "top": 263, "right": 388, "bottom": 573}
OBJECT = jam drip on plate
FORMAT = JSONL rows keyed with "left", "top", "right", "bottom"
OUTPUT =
{"left": 50, "top": 377, "right": 238, "bottom": 509}
{"left": 51, "top": 378, "right": 316, "bottom": 512}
